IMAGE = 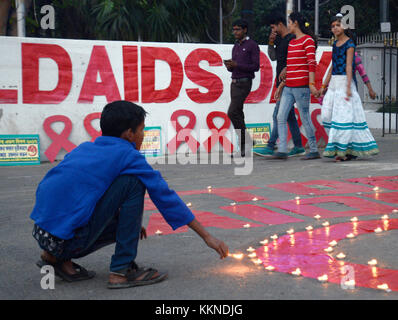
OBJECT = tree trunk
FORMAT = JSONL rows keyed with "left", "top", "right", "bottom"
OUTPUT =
{"left": 241, "top": 0, "right": 254, "bottom": 37}
{"left": 0, "top": 0, "right": 12, "bottom": 36}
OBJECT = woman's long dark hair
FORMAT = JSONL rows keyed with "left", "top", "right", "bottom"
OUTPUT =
{"left": 289, "top": 12, "right": 318, "bottom": 49}
{"left": 330, "top": 16, "right": 357, "bottom": 45}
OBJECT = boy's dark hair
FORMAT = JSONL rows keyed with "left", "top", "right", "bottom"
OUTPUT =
{"left": 289, "top": 12, "right": 318, "bottom": 49}
{"left": 232, "top": 19, "right": 249, "bottom": 31}
{"left": 100, "top": 100, "right": 147, "bottom": 137}
{"left": 268, "top": 13, "right": 286, "bottom": 27}
{"left": 330, "top": 15, "right": 357, "bottom": 45}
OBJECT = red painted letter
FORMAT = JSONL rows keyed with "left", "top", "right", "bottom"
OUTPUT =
{"left": 122, "top": 46, "right": 139, "bottom": 102}
{"left": 185, "top": 48, "right": 223, "bottom": 103}
{"left": 22, "top": 43, "right": 72, "bottom": 104}
{"left": 78, "top": 46, "right": 121, "bottom": 103}
{"left": 141, "top": 47, "right": 183, "bottom": 103}
{"left": 246, "top": 51, "right": 273, "bottom": 103}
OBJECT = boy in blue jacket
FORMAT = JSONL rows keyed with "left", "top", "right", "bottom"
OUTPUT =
{"left": 31, "top": 100, "right": 229, "bottom": 289}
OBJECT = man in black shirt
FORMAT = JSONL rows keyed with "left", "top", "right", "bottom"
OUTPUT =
{"left": 254, "top": 14, "right": 304, "bottom": 158}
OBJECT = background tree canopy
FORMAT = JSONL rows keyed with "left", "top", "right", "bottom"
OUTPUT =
{"left": 7, "top": 0, "right": 397, "bottom": 44}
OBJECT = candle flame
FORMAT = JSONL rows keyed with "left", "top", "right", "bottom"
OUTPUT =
{"left": 155, "top": 230, "right": 163, "bottom": 235}
{"left": 324, "top": 247, "right": 333, "bottom": 253}
{"left": 291, "top": 268, "right": 301, "bottom": 276}
{"left": 248, "top": 252, "right": 257, "bottom": 258}
{"left": 392, "top": 209, "right": 398, "bottom": 213}
{"left": 246, "top": 247, "right": 255, "bottom": 252}
{"left": 270, "top": 234, "right": 278, "bottom": 240}
{"left": 336, "top": 252, "right": 346, "bottom": 259}
{"left": 186, "top": 202, "right": 192, "bottom": 207}
{"left": 232, "top": 253, "right": 244, "bottom": 260}
{"left": 368, "top": 259, "right": 378, "bottom": 266}
{"left": 305, "top": 226, "right": 313, "bottom": 231}
{"left": 265, "top": 265, "right": 275, "bottom": 271}
{"left": 350, "top": 217, "right": 358, "bottom": 222}
{"left": 381, "top": 215, "right": 389, "bottom": 220}
{"left": 252, "top": 197, "right": 258, "bottom": 201}
{"left": 374, "top": 227, "right": 383, "bottom": 233}
{"left": 252, "top": 258, "right": 262, "bottom": 265}
{"left": 295, "top": 196, "right": 300, "bottom": 200}
{"left": 377, "top": 283, "right": 390, "bottom": 292}
{"left": 243, "top": 224, "right": 251, "bottom": 228}
{"left": 230, "top": 202, "right": 236, "bottom": 206}
{"left": 260, "top": 239, "right": 269, "bottom": 245}
{"left": 318, "top": 274, "right": 328, "bottom": 282}
{"left": 286, "top": 228, "right": 294, "bottom": 235}
{"left": 373, "top": 186, "right": 380, "bottom": 191}
{"left": 314, "top": 215, "right": 321, "bottom": 220}
{"left": 322, "top": 221, "right": 330, "bottom": 227}
{"left": 346, "top": 233, "right": 355, "bottom": 239}
{"left": 329, "top": 240, "right": 337, "bottom": 247}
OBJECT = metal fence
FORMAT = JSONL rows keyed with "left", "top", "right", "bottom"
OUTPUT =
{"left": 358, "top": 32, "right": 398, "bottom": 136}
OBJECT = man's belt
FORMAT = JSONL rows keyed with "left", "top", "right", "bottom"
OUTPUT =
{"left": 232, "top": 78, "right": 252, "bottom": 83}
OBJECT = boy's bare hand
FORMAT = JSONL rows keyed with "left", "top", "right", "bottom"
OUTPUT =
{"left": 204, "top": 235, "right": 229, "bottom": 259}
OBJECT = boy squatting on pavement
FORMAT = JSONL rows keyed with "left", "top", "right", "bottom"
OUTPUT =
{"left": 30, "top": 100, "right": 229, "bottom": 289}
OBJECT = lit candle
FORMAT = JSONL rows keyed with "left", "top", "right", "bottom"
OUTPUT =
{"left": 270, "top": 234, "right": 278, "bottom": 240}
{"left": 314, "top": 215, "right": 321, "bottom": 220}
{"left": 356, "top": 192, "right": 362, "bottom": 195}
{"left": 368, "top": 259, "right": 378, "bottom": 266}
{"left": 350, "top": 217, "right": 358, "bottom": 222}
{"left": 186, "top": 202, "right": 192, "bottom": 207}
{"left": 207, "top": 186, "right": 212, "bottom": 190}
{"left": 329, "top": 240, "right": 337, "bottom": 247}
{"left": 381, "top": 215, "right": 389, "bottom": 220}
{"left": 260, "top": 239, "right": 269, "bottom": 245}
{"left": 346, "top": 233, "right": 355, "bottom": 239}
{"left": 322, "top": 221, "right": 330, "bottom": 227}
{"left": 324, "top": 247, "right": 333, "bottom": 253}
{"left": 305, "top": 226, "right": 313, "bottom": 231}
{"left": 243, "top": 224, "right": 251, "bottom": 228}
{"left": 232, "top": 253, "right": 244, "bottom": 260}
{"left": 286, "top": 228, "right": 294, "bottom": 235}
{"left": 377, "top": 283, "right": 391, "bottom": 292}
{"left": 248, "top": 252, "right": 257, "bottom": 258}
{"left": 336, "top": 252, "right": 346, "bottom": 259}
{"left": 155, "top": 230, "right": 163, "bottom": 235}
{"left": 374, "top": 227, "right": 383, "bottom": 233}
{"left": 392, "top": 209, "right": 398, "bottom": 213}
{"left": 373, "top": 186, "right": 380, "bottom": 191}
{"left": 318, "top": 274, "right": 328, "bottom": 282}
{"left": 309, "top": 193, "right": 315, "bottom": 196}
{"left": 295, "top": 196, "right": 300, "bottom": 200}
{"left": 265, "top": 265, "right": 275, "bottom": 271}
{"left": 291, "top": 180, "right": 295, "bottom": 183}
{"left": 291, "top": 268, "right": 301, "bottom": 276}
{"left": 252, "top": 197, "right": 258, "bottom": 201}
{"left": 252, "top": 259, "right": 262, "bottom": 265}
{"left": 246, "top": 247, "right": 255, "bottom": 252}
{"left": 344, "top": 280, "right": 355, "bottom": 288}
{"left": 263, "top": 246, "right": 269, "bottom": 252}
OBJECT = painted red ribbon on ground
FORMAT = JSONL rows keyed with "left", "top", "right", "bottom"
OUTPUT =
{"left": 167, "top": 109, "right": 200, "bottom": 154}
{"left": 203, "top": 111, "right": 233, "bottom": 153}
{"left": 43, "top": 115, "right": 77, "bottom": 162}
{"left": 255, "top": 219, "right": 398, "bottom": 292}
{"left": 84, "top": 112, "right": 102, "bottom": 142}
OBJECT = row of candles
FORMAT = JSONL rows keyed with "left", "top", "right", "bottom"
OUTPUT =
{"left": 228, "top": 211, "right": 398, "bottom": 293}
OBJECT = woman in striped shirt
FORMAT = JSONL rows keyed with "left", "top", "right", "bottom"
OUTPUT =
{"left": 270, "top": 12, "right": 321, "bottom": 160}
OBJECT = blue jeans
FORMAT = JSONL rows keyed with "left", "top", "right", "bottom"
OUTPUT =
{"left": 277, "top": 87, "right": 318, "bottom": 154}
{"left": 268, "top": 97, "right": 303, "bottom": 149}
{"left": 57, "top": 175, "right": 146, "bottom": 272}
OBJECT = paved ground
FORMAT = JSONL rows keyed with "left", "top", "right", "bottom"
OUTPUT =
{"left": 1, "top": 129, "right": 398, "bottom": 300}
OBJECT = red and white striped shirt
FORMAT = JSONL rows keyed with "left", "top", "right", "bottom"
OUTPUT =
{"left": 286, "top": 35, "right": 316, "bottom": 87}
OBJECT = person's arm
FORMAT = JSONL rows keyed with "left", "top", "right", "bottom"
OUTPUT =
{"left": 275, "top": 80, "right": 285, "bottom": 101}
{"left": 320, "top": 65, "right": 332, "bottom": 96}
{"left": 355, "top": 53, "right": 376, "bottom": 99}
{"left": 121, "top": 149, "right": 228, "bottom": 258}
{"left": 304, "top": 37, "right": 319, "bottom": 97}
{"left": 345, "top": 46, "right": 355, "bottom": 100}
{"left": 188, "top": 219, "right": 229, "bottom": 259}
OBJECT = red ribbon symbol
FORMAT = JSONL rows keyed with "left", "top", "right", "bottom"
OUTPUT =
{"left": 311, "top": 109, "right": 329, "bottom": 147}
{"left": 203, "top": 111, "right": 234, "bottom": 153}
{"left": 167, "top": 109, "right": 200, "bottom": 154}
{"left": 43, "top": 115, "right": 77, "bottom": 162}
{"left": 84, "top": 112, "right": 102, "bottom": 142}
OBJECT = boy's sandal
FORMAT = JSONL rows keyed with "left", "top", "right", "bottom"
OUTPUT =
{"left": 36, "top": 259, "right": 96, "bottom": 282}
{"left": 107, "top": 262, "right": 168, "bottom": 289}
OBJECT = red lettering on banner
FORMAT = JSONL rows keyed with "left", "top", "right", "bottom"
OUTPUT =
{"left": 311, "top": 51, "right": 332, "bottom": 103}
{"left": 141, "top": 47, "right": 183, "bottom": 103}
{"left": 311, "top": 108, "right": 328, "bottom": 146}
{"left": 78, "top": 46, "right": 121, "bottom": 103}
{"left": 84, "top": 112, "right": 102, "bottom": 142}
{"left": 0, "top": 89, "right": 18, "bottom": 104}
{"left": 22, "top": 43, "right": 72, "bottom": 104}
{"left": 185, "top": 48, "right": 223, "bottom": 103}
{"left": 203, "top": 111, "right": 234, "bottom": 153}
{"left": 265, "top": 196, "right": 396, "bottom": 219}
{"left": 167, "top": 109, "right": 200, "bottom": 154}
{"left": 122, "top": 46, "right": 139, "bottom": 102}
{"left": 246, "top": 51, "right": 273, "bottom": 103}
{"left": 43, "top": 115, "right": 76, "bottom": 162}
{"left": 221, "top": 204, "right": 304, "bottom": 225}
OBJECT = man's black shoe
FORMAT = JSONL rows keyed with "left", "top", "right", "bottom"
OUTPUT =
{"left": 266, "top": 152, "right": 288, "bottom": 160}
